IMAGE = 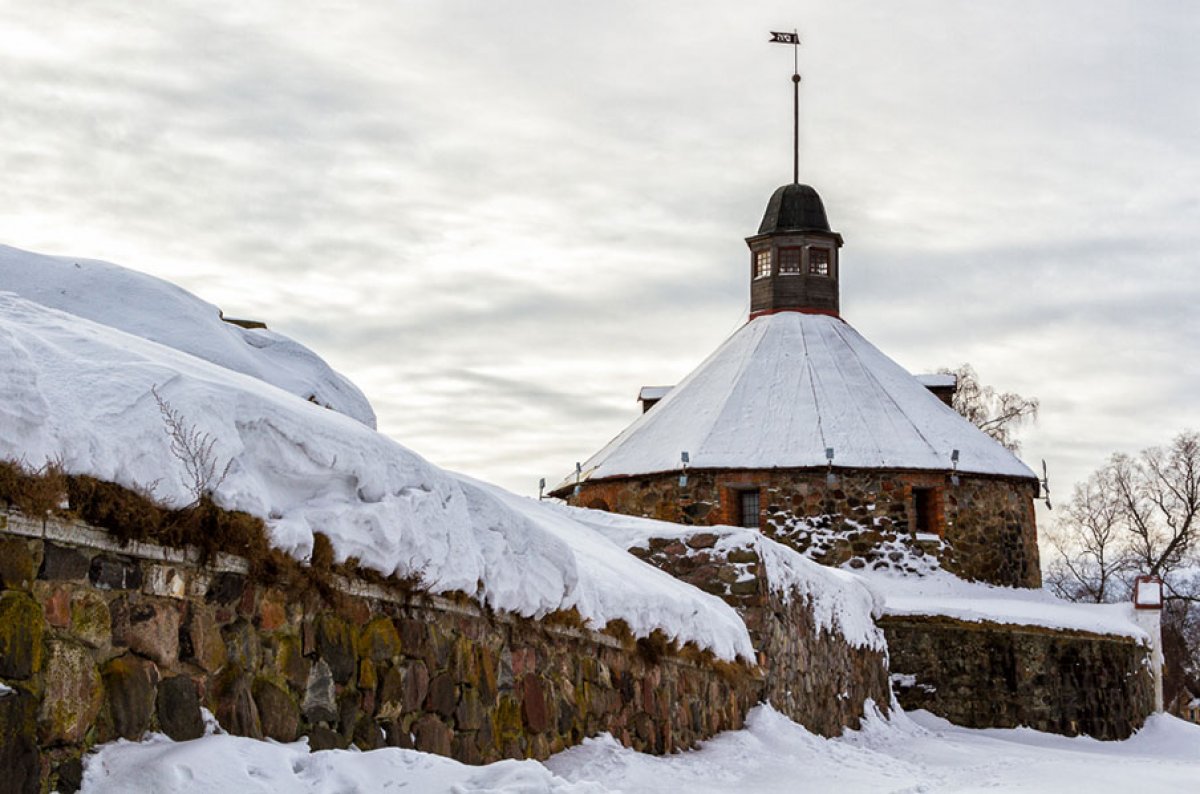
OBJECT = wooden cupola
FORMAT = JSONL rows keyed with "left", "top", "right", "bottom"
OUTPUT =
{"left": 745, "top": 183, "right": 844, "bottom": 319}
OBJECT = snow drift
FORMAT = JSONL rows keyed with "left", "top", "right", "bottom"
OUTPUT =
{"left": 0, "top": 248, "right": 753, "bottom": 661}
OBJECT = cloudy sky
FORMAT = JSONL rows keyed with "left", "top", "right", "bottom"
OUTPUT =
{"left": 2, "top": 1, "right": 1198, "bottom": 524}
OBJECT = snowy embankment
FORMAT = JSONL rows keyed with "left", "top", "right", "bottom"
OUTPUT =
{"left": 0, "top": 247, "right": 752, "bottom": 662}
{"left": 563, "top": 505, "right": 886, "bottom": 651}
{"left": 856, "top": 568, "right": 1148, "bottom": 641}
{"left": 80, "top": 706, "right": 1200, "bottom": 793}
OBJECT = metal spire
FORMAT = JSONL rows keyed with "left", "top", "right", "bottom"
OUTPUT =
{"left": 769, "top": 30, "right": 802, "bottom": 184}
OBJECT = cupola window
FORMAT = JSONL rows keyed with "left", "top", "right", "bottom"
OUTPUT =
{"left": 808, "top": 247, "right": 831, "bottom": 276}
{"left": 754, "top": 250, "right": 772, "bottom": 279}
{"left": 778, "top": 247, "right": 802, "bottom": 276}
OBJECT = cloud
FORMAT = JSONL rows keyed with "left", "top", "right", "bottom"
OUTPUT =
{"left": 2, "top": 0, "right": 1199, "bottom": 506}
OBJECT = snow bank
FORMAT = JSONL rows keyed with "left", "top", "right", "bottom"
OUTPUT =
{"left": 560, "top": 505, "right": 886, "bottom": 651}
{"left": 856, "top": 568, "right": 1149, "bottom": 640}
{"left": 79, "top": 705, "right": 1200, "bottom": 794}
{"left": 0, "top": 286, "right": 752, "bottom": 661}
{"left": 0, "top": 244, "right": 376, "bottom": 427}
{"left": 81, "top": 731, "right": 606, "bottom": 794}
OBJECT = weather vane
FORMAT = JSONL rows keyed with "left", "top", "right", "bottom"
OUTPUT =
{"left": 769, "top": 29, "right": 801, "bottom": 184}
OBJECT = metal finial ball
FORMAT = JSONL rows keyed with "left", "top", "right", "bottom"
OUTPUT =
{"left": 792, "top": 74, "right": 801, "bottom": 83}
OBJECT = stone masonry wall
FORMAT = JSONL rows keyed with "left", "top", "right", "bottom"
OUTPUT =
{"left": 570, "top": 468, "right": 1041, "bottom": 588}
{"left": 628, "top": 529, "right": 891, "bottom": 736}
{"left": 0, "top": 510, "right": 761, "bottom": 794}
{"left": 881, "top": 615, "right": 1155, "bottom": 740}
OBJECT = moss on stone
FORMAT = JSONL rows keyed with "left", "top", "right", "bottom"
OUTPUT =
{"left": 0, "top": 591, "right": 44, "bottom": 680}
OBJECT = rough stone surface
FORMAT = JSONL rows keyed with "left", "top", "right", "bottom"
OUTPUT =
{"left": 569, "top": 468, "right": 1041, "bottom": 588}
{"left": 101, "top": 654, "right": 159, "bottom": 740}
{"left": 302, "top": 659, "right": 337, "bottom": 725}
{"left": 0, "top": 539, "right": 37, "bottom": 590}
{"left": 156, "top": 676, "right": 205, "bottom": 741}
{"left": 253, "top": 678, "right": 299, "bottom": 742}
{"left": 0, "top": 688, "right": 39, "bottom": 794}
{"left": 38, "top": 639, "right": 103, "bottom": 745}
{"left": 38, "top": 543, "right": 90, "bottom": 582}
{"left": 882, "top": 615, "right": 1156, "bottom": 739}
{"left": 0, "top": 592, "right": 44, "bottom": 680}
{"left": 89, "top": 554, "right": 143, "bottom": 591}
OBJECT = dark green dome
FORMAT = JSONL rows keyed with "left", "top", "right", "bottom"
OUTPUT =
{"left": 757, "top": 183, "right": 832, "bottom": 235}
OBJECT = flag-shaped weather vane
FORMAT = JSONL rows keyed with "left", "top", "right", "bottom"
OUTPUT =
{"left": 769, "top": 29, "right": 802, "bottom": 184}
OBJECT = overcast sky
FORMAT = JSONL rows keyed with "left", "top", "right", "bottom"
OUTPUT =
{"left": 2, "top": 2, "right": 1198, "bottom": 527}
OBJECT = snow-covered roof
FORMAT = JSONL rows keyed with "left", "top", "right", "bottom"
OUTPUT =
{"left": 915, "top": 373, "right": 957, "bottom": 389}
{"left": 559, "top": 312, "right": 1035, "bottom": 488}
{"left": 637, "top": 386, "right": 673, "bottom": 402}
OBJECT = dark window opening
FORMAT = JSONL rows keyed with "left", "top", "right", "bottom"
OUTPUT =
{"left": 808, "top": 247, "right": 831, "bottom": 276}
{"left": 913, "top": 488, "right": 937, "bottom": 535}
{"left": 778, "top": 247, "right": 802, "bottom": 275}
{"left": 738, "top": 490, "right": 761, "bottom": 528}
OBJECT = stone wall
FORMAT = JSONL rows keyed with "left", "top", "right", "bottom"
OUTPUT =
{"left": 0, "top": 510, "right": 762, "bottom": 794}
{"left": 628, "top": 529, "right": 891, "bottom": 736}
{"left": 881, "top": 615, "right": 1155, "bottom": 740}
{"left": 569, "top": 468, "right": 1041, "bottom": 588}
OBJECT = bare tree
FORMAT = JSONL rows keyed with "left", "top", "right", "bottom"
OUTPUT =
{"left": 1043, "top": 472, "right": 1129, "bottom": 603}
{"left": 1046, "top": 431, "right": 1200, "bottom": 700}
{"left": 939, "top": 364, "right": 1039, "bottom": 452}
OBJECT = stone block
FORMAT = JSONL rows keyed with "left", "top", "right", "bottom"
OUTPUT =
{"left": 359, "top": 617, "right": 401, "bottom": 664}
{"left": 426, "top": 673, "right": 456, "bottom": 718}
{"left": 204, "top": 572, "right": 245, "bottom": 606}
{"left": 0, "top": 591, "right": 44, "bottom": 679}
{"left": 70, "top": 591, "right": 111, "bottom": 649}
{"left": 521, "top": 674, "right": 549, "bottom": 733}
{"left": 125, "top": 600, "right": 181, "bottom": 665}
{"left": 302, "top": 659, "right": 337, "bottom": 724}
{"left": 44, "top": 587, "right": 70, "bottom": 628}
{"left": 0, "top": 687, "right": 39, "bottom": 794}
{"left": 0, "top": 539, "right": 36, "bottom": 589}
{"left": 180, "top": 606, "right": 226, "bottom": 673}
{"left": 156, "top": 676, "right": 205, "bottom": 741}
{"left": 101, "top": 653, "right": 159, "bottom": 740}
{"left": 89, "top": 554, "right": 142, "bottom": 591}
{"left": 214, "top": 670, "right": 262, "bottom": 739}
{"left": 316, "top": 615, "right": 356, "bottom": 684}
{"left": 253, "top": 678, "right": 299, "bottom": 742}
{"left": 38, "top": 639, "right": 103, "bottom": 745}
{"left": 412, "top": 714, "right": 452, "bottom": 756}
{"left": 143, "top": 565, "right": 186, "bottom": 600}
{"left": 38, "top": 543, "right": 90, "bottom": 582}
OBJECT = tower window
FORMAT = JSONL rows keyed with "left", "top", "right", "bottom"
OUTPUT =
{"left": 809, "top": 247, "right": 831, "bottom": 276}
{"left": 738, "top": 490, "right": 761, "bottom": 528}
{"left": 778, "top": 247, "right": 802, "bottom": 275}
{"left": 754, "top": 250, "right": 772, "bottom": 279}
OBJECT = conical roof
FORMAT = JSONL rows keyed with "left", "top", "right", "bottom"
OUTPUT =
{"left": 559, "top": 313, "right": 1035, "bottom": 488}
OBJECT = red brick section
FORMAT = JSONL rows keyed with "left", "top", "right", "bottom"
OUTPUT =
{"left": 747, "top": 307, "right": 842, "bottom": 320}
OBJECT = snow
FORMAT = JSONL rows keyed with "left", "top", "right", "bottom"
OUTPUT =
{"left": 916, "top": 372, "right": 957, "bottom": 388}
{"left": 0, "top": 260, "right": 753, "bottom": 662}
{"left": 80, "top": 705, "right": 1200, "bottom": 793}
{"left": 855, "top": 568, "right": 1149, "bottom": 640}
{"left": 0, "top": 682, "right": 14, "bottom": 697}
{"left": 563, "top": 505, "right": 885, "bottom": 651}
{"left": 637, "top": 385, "right": 672, "bottom": 401}
{"left": 0, "top": 244, "right": 376, "bottom": 428}
{"left": 558, "top": 312, "right": 1035, "bottom": 490}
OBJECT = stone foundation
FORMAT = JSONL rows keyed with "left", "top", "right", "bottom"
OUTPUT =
{"left": 0, "top": 510, "right": 762, "bottom": 794}
{"left": 567, "top": 468, "right": 1041, "bottom": 588}
{"left": 881, "top": 615, "right": 1155, "bottom": 739}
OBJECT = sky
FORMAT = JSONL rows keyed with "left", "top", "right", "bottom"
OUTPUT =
{"left": 2, "top": 1, "right": 1198, "bottom": 530}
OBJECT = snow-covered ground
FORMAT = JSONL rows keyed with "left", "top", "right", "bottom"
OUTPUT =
{"left": 0, "top": 248, "right": 753, "bottom": 662}
{"left": 80, "top": 706, "right": 1200, "bottom": 793}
